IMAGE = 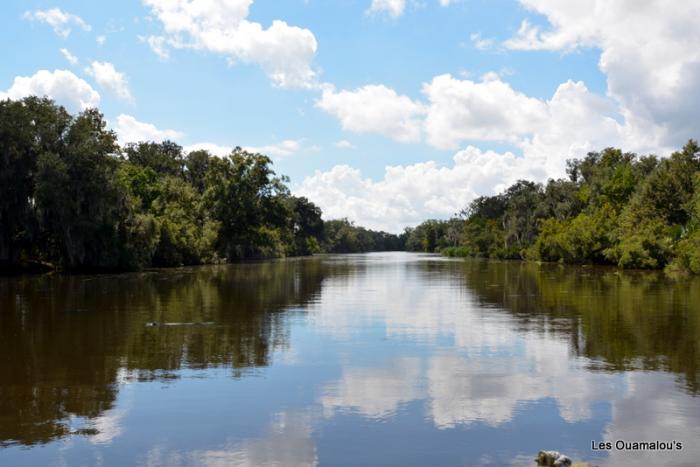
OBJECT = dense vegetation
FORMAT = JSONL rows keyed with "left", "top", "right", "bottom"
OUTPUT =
{"left": 3, "top": 97, "right": 699, "bottom": 274}
{"left": 0, "top": 97, "right": 402, "bottom": 272}
{"left": 407, "top": 141, "right": 700, "bottom": 273}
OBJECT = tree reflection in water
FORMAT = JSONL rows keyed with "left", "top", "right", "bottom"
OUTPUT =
{"left": 458, "top": 260, "right": 700, "bottom": 394}
{"left": 0, "top": 258, "right": 327, "bottom": 447}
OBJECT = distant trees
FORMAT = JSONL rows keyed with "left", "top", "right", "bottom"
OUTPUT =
{"left": 0, "top": 97, "right": 402, "bottom": 272}
{"left": 286, "top": 196, "right": 324, "bottom": 256}
{"left": 418, "top": 141, "right": 700, "bottom": 274}
{"left": 322, "top": 219, "right": 405, "bottom": 253}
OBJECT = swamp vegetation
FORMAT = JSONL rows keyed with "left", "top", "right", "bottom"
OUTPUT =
{"left": 407, "top": 140, "right": 700, "bottom": 274}
{"left": 2, "top": 96, "right": 699, "bottom": 274}
{"left": 0, "top": 97, "right": 402, "bottom": 272}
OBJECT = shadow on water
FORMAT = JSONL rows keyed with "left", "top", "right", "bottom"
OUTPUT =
{"left": 0, "top": 258, "right": 329, "bottom": 447}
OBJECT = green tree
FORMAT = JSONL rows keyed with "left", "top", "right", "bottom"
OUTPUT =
{"left": 124, "top": 141, "right": 185, "bottom": 177}
{"left": 204, "top": 148, "right": 289, "bottom": 259}
{"left": 151, "top": 176, "right": 218, "bottom": 266}
{"left": 502, "top": 180, "right": 544, "bottom": 255}
{"left": 34, "top": 109, "right": 132, "bottom": 270}
{"left": 286, "top": 196, "right": 324, "bottom": 256}
{"left": 0, "top": 97, "right": 71, "bottom": 269}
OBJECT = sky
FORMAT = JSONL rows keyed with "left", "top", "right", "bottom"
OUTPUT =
{"left": 2, "top": 0, "right": 700, "bottom": 233}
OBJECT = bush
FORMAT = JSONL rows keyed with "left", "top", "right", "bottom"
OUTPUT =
{"left": 668, "top": 230, "right": 700, "bottom": 274}
{"left": 440, "top": 246, "right": 472, "bottom": 257}
{"left": 606, "top": 218, "right": 674, "bottom": 269}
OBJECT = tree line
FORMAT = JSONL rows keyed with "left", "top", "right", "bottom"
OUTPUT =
{"left": 4, "top": 97, "right": 700, "bottom": 274}
{"left": 406, "top": 141, "right": 700, "bottom": 274}
{"left": 0, "top": 97, "right": 403, "bottom": 272}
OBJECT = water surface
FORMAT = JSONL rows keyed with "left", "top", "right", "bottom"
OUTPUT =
{"left": 1, "top": 253, "right": 699, "bottom": 466}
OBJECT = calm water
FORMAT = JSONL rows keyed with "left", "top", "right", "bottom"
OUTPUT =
{"left": 1, "top": 252, "right": 699, "bottom": 466}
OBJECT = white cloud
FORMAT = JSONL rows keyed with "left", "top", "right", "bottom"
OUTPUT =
{"left": 201, "top": 412, "right": 318, "bottom": 467}
{"left": 470, "top": 32, "right": 494, "bottom": 51}
{"left": 306, "top": 74, "right": 649, "bottom": 232}
{"left": 59, "top": 48, "right": 78, "bottom": 65}
{"left": 426, "top": 341, "right": 621, "bottom": 429}
{"left": 298, "top": 147, "right": 536, "bottom": 232}
{"left": 310, "top": 268, "right": 623, "bottom": 429}
{"left": 311, "top": 1, "right": 700, "bottom": 232}
{"left": 85, "top": 61, "right": 133, "bottom": 102}
{"left": 143, "top": 0, "right": 318, "bottom": 88}
{"left": 142, "top": 35, "right": 169, "bottom": 60}
{"left": 88, "top": 408, "right": 127, "bottom": 445}
{"left": 335, "top": 140, "right": 355, "bottom": 149}
{"left": 317, "top": 84, "right": 425, "bottom": 144}
{"left": 601, "top": 372, "right": 700, "bottom": 466}
{"left": 318, "top": 73, "right": 637, "bottom": 153}
{"left": 96, "top": 35, "right": 107, "bottom": 46}
{"left": 114, "top": 114, "right": 183, "bottom": 144}
{"left": 144, "top": 411, "right": 318, "bottom": 467}
{"left": 244, "top": 139, "right": 303, "bottom": 158}
{"left": 184, "top": 139, "right": 308, "bottom": 157}
{"left": 367, "top": 0, "right": 406, "bottom": 17}
{"left": 184, "top": 142, "right": 233, "bottom": 157}
{"left": 423, "top": 73, "right": 549, "bottom": 149}
{"left": 321, "top": 358, "right": 422, "bottom": 419}
{"left": 504, "top": 0, "right": 700, "bottom": 148}
{"left": 367, "top": 0, "right": 455, "bottom": 17}
{"left": 23, "top": 8, "right": 91, "bottom": 38}
{"left": 0, "top": 69, "right": 100, "bottom": 113}
{"left": 183, "top": 140, "right": 307, "bottom": 158}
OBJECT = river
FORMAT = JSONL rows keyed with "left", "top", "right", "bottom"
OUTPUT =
{"left": 1, "top": 252, "right": 699, "bottom": 466}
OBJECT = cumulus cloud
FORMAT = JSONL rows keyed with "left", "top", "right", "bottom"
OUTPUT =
{"left": 184, "top": 139, "right": 307, "bottom": 158}
{"left": 298, "top": 147, "right": 535, "bottom": 232}
{"left": 184, "top": 142, "right": 234, "bottom": 157}
{"left": 319, "top": 73, "right": 631, "bottom": 152}
{"left": 142, "top": 0, "right": 318, "bottom": 88}
{"left": 310, "top": 267, "right": 623, "bottom": 428}
{"left": 88, "top": 408, "right": 127, "bottom": 445}
{"left": 244, "top": 139, "right": 303, "bottom": 158}
{"left": 321, "top": 358, "right": 422, "bottom": 419}
{"left": 310, "top": 1, "right": 700, "bottom": 231}
{"left": 59, "top": 48, "right": 78, "bottom": 65}
{"left": 470, "top": 33, "right": 495, "bottom": 51}
{"left": 304, "top": 74, "right": 646, "bottom": 232}
{"left": 367, "top": 0, "right": 456, "bottom": 16}
{"left": 423, "top": 73, "right": 549, "bottom": 149}
{"left": 367, "top": 0, "right": 406, "bottom": 17}
{"left": 0, "top": 69, "right": 99, "bottom": 113}
{"left": 335, "top": 140, "right": 355, "bottom": 149}
{"left": 85, "top": 61, "right": 133, "bottom": 102}
{"left": 317, "top": 84, "right": 425, "bottom": 143}
{"left": 504, "top": 0, "right": 700, "bottom": 148}
{"left": 141, "top": 35, "right": 169, "bottom": 60}
{"left": 23, "top": 8, "right": 91, "bottom": 38}
{"left": 114, "top": 114, "right": 183, "bottom": 144}
{"left": 144, "top": 411, "right": 318, "bottom": 467}
{"left": 601, "top": 372, "right": 700, "bottom": 466}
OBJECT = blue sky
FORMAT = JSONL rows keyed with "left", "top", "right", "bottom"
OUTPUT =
{"left": 2, "top": 0, "right": 699, "bottom": 231}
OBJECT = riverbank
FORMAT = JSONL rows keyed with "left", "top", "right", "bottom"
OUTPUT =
{"left": 439, "top": 245, "right": 697, "bottom": 276}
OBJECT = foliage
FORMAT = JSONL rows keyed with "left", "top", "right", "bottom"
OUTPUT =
{"left": 322, "top": 219, "right": 404, "bottom": 253}
{"left": 0, "top": 97, "right": 395, "bottom": 272}
{"left": 3, "top": 96, "right": 700, "bottom": 274}
{"left": 416, "top": 141, "right": 700, "bottom": 273}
